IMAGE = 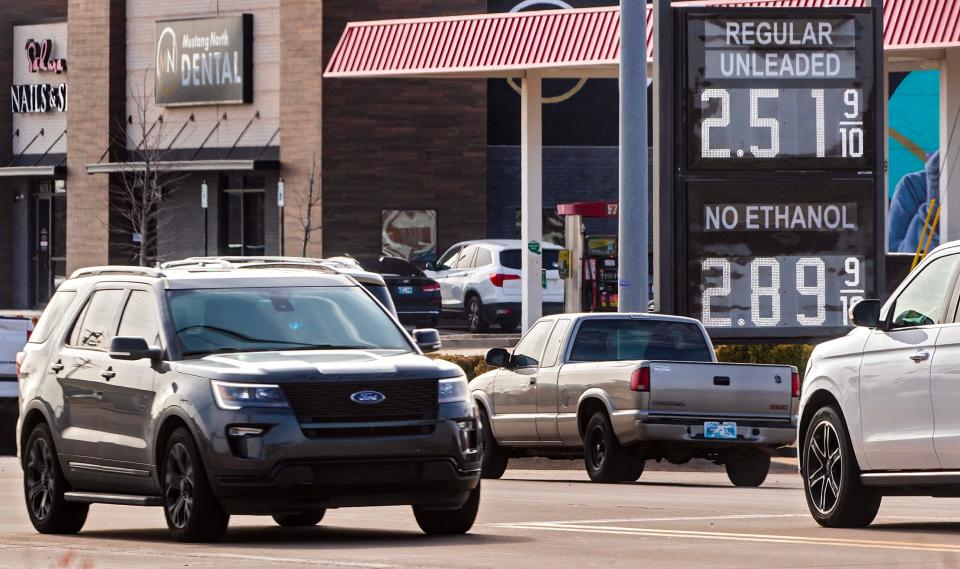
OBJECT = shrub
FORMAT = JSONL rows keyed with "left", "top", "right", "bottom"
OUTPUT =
{"left": 715, "top": 344, "right": 815, "bottom": 378}
{"left": 429, "top": 354, "right": 491, "bottom": 380}
{"left": 432, "top": 344, "right": 815, "bottom": 381}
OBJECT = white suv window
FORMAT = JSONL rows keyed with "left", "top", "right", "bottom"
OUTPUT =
{"left": 455, "top": 246, "right": 478, "bottom": 269}
{"left": 888, "top": 254, "right": 960, "bottom": 329}
{"left": 436, "top": 246, "right": 462, "bottom": 271}
{"left": 473, "top": 248, "right": 493, "bottom": 268}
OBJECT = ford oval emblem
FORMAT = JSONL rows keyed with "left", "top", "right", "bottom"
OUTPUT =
{"left": 350, "top": 390, "right": 386, "bottom": 405}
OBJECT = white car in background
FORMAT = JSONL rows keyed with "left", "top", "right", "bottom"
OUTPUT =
{"left": 426, "top": 239, "right": 564, "bottom": 333}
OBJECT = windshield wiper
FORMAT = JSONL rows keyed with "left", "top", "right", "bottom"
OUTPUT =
{"left": 177, "top": 325, "right": 316, "bottom": 347}
{"left": 271, "top": 344, "right": 377, "bottom": 351}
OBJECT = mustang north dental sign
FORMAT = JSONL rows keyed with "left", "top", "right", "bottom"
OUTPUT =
{"left": 661, "top": 6, "right": 884, "bottom": 341}
{"left": 155, "top": 14, "right": 253, "bottom": 106}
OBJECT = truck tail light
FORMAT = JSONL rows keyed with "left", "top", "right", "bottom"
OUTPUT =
{"left": 791, "top": 371, "right": 800, "bottom": 398}
{"left": 630, "top": 367, "right": 650, "bottom": 392}
{"left": 489, "top": 273, "right": 521, "bottom": 288}
{"left": 422, "top": 283, "right": 440, "bottom": 293}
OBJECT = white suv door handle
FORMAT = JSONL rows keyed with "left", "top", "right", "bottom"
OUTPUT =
{"left": 910, "top": 351, "right": 930, "bottom": 363}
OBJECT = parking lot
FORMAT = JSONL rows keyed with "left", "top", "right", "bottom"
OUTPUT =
{"left": 5, "top": 457, "right": 960, "bottom": 569}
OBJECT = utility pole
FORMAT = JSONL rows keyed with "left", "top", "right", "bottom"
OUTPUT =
{"left": 618, "top": 0, "right": 650, "bottom": 313}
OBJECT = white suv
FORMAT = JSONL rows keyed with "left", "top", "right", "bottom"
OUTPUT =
{"left": 425, "top": 240, "right": 564, "bottom": 333}
{"left": 800, "top": 240, "right": 960, "bottom": 527}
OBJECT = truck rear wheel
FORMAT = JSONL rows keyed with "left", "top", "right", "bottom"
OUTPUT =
{"left": 413, "top": 484, "right": 480, "bottom": 535}
{"left": 725, "top": 448, "right": 771, "bottom": 487}
{"left": 802, "top": 406, "right": 881, "bottom": 527}
{"left": 480, "top": 408, "right": 509, "bottom": 479}
{"left": 583, "top": 412, "right": 644, "bottom": 483}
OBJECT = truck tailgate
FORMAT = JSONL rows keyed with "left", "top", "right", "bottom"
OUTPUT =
{"left": 647, "top": 361, "right": 793, "bottom": 420}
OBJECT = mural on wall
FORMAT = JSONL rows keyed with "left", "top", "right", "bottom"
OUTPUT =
{"left": 888, "top": 70, "right": 940, "bottom": 253}
{"left": 382, "top": 210, "right": 438, "bottom": 264}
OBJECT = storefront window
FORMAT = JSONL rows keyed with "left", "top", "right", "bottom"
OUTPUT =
{"left": 220, "top": 175, "right": 266, "bottom": 256}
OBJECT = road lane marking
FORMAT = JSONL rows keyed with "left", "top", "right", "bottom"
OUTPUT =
{"left": 494, "top": 513, "right": 807, "bottom": 525}
{"left": 494, "top": 522, "right": 960, "bottom": 555}
{"left": 0, "top": 541, "right": 401, "bottom": 569}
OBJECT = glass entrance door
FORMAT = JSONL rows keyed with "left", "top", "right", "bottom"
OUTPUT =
{"left": 219, "top": 175, "right": 266, "bottom": 256}
{"left": 31, "top": 181, "right": 66, "bottom": 306}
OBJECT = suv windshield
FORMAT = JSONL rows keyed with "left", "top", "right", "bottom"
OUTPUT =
{"left": 168, "top": 286, "right": 412, "bottom": 358}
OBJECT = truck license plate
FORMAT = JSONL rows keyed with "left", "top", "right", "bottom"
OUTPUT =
{"left": 704, "top": 421, "right": 737, "bottom": 440}
{"left": 397, "top": 286, "right": 414, "bottom": 295}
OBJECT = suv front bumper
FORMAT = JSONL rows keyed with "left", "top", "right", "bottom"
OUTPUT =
{"left": 202, "top": 415, "right": 481, "bottom": 515}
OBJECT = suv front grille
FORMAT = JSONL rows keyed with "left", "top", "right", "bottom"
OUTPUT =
{"left": 282, "top": 379, "right": 438, "bottom": 423}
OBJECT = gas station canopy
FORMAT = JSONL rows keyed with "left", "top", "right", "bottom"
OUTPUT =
{"left": 325, "top": 0, "right": 960, "bottom": 80}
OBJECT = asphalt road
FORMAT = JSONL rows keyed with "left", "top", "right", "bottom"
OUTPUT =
{"left": 4, "top": 457, "right": 960, "bottom": 569}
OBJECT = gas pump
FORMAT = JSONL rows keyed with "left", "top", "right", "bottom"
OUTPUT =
{"left": 583, "top": 236, "right": 618, "bottom": 311}
{"left": 556, "top": 201, "right": 619, "bottom": 314}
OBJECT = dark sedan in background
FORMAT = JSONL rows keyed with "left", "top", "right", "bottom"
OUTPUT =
{"left": 329, "top": 256, "right": 442, "bottom": 328}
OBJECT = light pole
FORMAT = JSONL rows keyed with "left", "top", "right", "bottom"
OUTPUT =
{"left": 277, "top": 178, "right": 285, "bottom": 256}
{"left": 618, "top": 0, "right": 650, "bottom": 313}
{"left": 201, "top": 179, "right": 209, "bottom": 256}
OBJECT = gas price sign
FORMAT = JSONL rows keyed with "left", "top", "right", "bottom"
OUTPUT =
{"left": 686, "top": 13, "right": 876, "bottom": 170}
{"left": 664, "top": 6, "right": 884, "bottom": 341}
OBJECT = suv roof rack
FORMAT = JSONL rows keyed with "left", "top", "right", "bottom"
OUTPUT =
{"left": 159, "top": 257, "right": 336, "bottom": 275}
{"left": 69, "top": 266, "right": 165, "bottom": 279}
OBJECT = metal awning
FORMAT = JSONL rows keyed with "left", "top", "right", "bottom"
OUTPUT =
{"left": 0, "top": 165, "right": 65, "bottom": 178}
{"left": 85, "top": 159, "right": 280, "bottom": 174}
{"left": 325, "top": 0, "right": 960, "bottom": 79}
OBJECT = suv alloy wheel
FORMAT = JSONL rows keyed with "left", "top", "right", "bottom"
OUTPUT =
{"left": 802, "top": 406, "right": 881, "bottom": 527}
{"left": 467, "top": 295, "right": 488, "bottom": 333}
{"left": 162, "top": 428, "right": 230, "bottom": 542}
{"left": 23, "top": 423, "right": 88, "bottom": 534}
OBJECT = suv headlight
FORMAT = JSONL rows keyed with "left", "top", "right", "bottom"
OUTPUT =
{"left": 212, "top": 381, "right": 290, "bottom": 410}
{"left": 438, "top": 376, "right": 470, "bottom": 404}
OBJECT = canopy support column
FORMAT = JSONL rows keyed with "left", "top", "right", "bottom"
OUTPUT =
{"left": 941, "top": 49, "right": 960, "bottom": 242}
{"left": 521, "top": 72, "right": 543, "bottom": 333}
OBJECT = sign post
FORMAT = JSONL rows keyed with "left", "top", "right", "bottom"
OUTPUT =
{"left": 665, "top": 5, "right": 884, "bottom": 341}
{"left": 277, "top": 178, "right": 285, "bottom": 256}
{"left": 200, "top": 179, "right": 209, "bottom": 256}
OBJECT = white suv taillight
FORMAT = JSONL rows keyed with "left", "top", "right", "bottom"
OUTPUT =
{"left": 489, "top": 273, "right": 521, "bottom": 288}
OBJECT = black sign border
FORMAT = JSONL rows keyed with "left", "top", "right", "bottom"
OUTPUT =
{"left": 657, "top": 4, "right": 885, "bottom": 343}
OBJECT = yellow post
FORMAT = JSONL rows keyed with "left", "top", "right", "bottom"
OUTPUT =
{"left": 911, "top": 199, "right": 937, "bottom": 270}
{"left": 921, "top": 205, "right": 942, "bottom": 259}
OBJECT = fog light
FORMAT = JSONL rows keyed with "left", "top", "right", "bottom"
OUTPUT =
{"left": 226, "top": 426, "right": 266, "bottom": 459}
{"left": 228, "top": 426, "right": 264, "bottom": 437}
{"left": 457, "top": 420, "right": 479, "bottom": 454}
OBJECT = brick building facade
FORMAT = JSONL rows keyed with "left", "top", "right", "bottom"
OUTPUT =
{"left": 0, "top": 0, "right": 493, "bottom": 309}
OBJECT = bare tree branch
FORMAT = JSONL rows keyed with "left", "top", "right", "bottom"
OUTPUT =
{"left": 109, "top": 71, "right": 187, "bottom": 266}
{"left": 298, "top": 152, "right": 321, "bottom": 257}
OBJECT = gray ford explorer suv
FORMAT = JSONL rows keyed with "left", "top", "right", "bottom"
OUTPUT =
{"left": 16, "top": 261, "right": 481, "bottom": 542}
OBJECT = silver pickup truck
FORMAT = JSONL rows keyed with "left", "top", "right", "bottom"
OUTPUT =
{"left": 471, "top": 313, "right": 798, "bottom": 486}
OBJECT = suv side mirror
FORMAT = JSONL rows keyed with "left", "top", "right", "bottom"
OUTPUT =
{"left": 850, "top": 299, "right": 881, "bottom": 328}
{"left": 109, "top": 336, "right": 161, "bottom": 361}
{"left": 413, "top": 328, "right": 442, "bottom": 353}
{"left": 485, "top": 347, "right": 511, "bottom": 368}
